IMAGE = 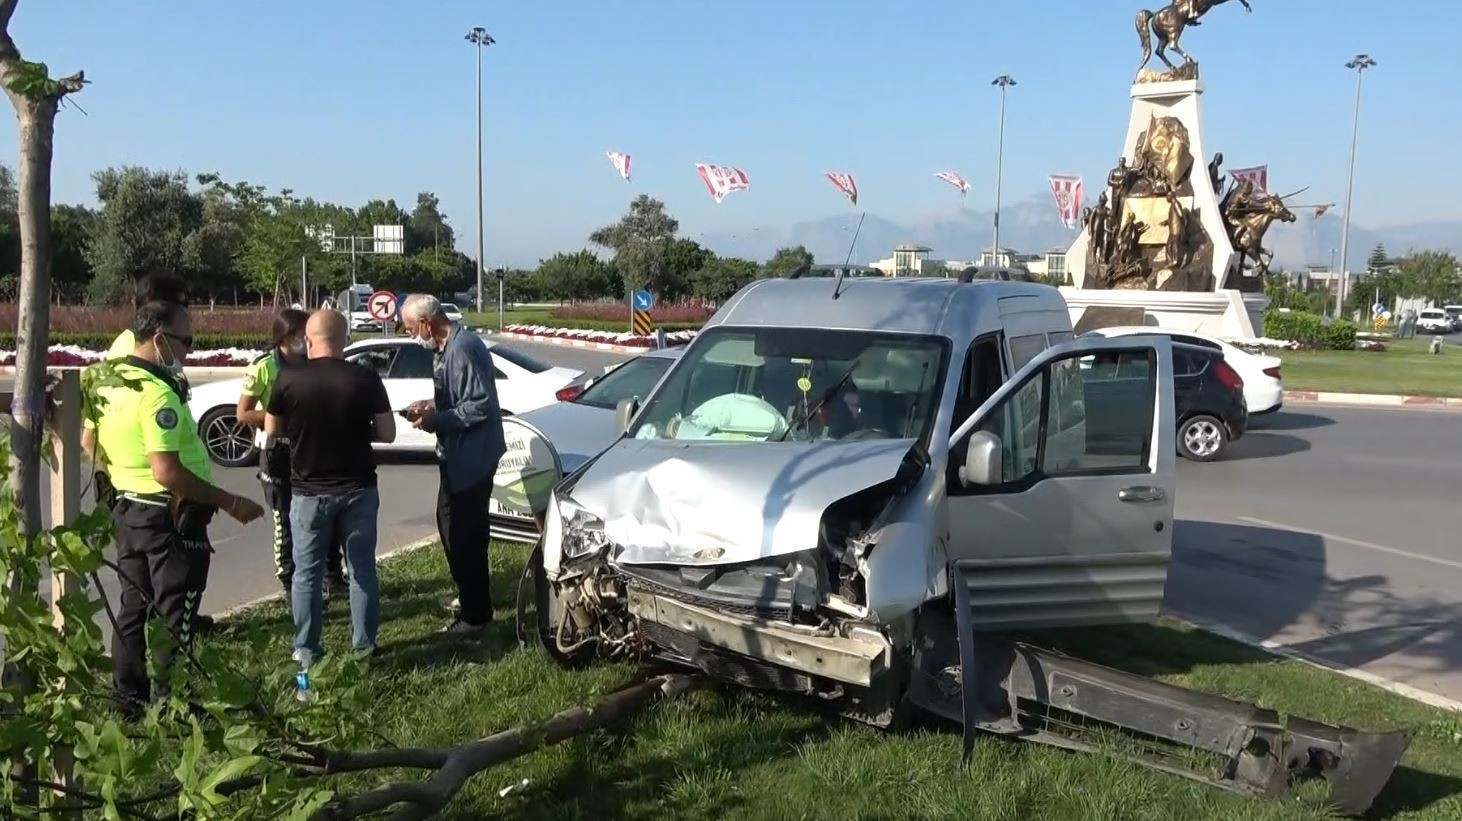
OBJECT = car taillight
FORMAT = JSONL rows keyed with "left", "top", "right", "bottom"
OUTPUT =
{"left": 1262, "top": 365, "right": 1281, "bottom": 380}
{"left": 555, "top": 385, "right": 583, "bottom": 402}
{"left": 1214, "top": 360, "right": 1244, "bottom": 392}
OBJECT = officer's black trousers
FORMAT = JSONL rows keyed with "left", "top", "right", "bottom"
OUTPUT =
{"left": 261, "top": 442, "right": 344, "bottom": 587}
{"left": 110, "top": 498, "right": 211, "bottom": 714}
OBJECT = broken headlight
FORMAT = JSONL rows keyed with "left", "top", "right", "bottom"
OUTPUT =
{"left": 559, "top": 500, "right": 610, "bottom": 559}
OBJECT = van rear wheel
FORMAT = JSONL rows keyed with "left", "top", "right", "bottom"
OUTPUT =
{"left": 1179, "top": 414, "right": 1228, "bottom": 462}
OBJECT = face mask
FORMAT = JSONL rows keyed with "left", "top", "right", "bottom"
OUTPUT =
{"left": 411, "top": 325, "right": 436, "bottom": 350}
{"left": 156, "top": 334, "right": 190, "bottom": 397}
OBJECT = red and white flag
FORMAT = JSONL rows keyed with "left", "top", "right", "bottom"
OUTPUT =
{"left": 696, "top": 163, "right": 750, "bottom": 203}
{"left": 934, "top": 170, "right": 969, "bottom": 195}
{"left": 606, "top": 150, "right": 631, "bottom": 182}
{"left": 1229, "top": 164, "right": 1268, "bottom": 193}
{"left": 1048, "top": 174, "right": 1084, "bottom": 230}
{"left": 825, "top": 171, "right": 858, "bottom": 206}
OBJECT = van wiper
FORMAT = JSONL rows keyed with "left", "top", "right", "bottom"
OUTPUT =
{"left": 775, "top": 357, "right": 862, "bottom": 442}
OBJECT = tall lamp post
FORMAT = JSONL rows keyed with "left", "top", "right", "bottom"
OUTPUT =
{"left": 1335, "top": 53, "right": 1375, "bottom": 318}
{"left": 991, "top": 75, "right": 1016, "bottom": 267}
{"left": 466, "top": 26, "right": 495, "bottom": 314}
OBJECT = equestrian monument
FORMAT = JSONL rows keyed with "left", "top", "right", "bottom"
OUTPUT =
{"left": 1064, "top": 0, "right": 1285, "bottom": 339}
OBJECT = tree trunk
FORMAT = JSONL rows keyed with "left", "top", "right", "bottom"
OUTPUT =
{"left": 8, "top": 100, "right": 56, "bottom": 540}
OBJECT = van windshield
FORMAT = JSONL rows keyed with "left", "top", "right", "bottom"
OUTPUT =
{"left": 630, "top": 327, "right": 947, "bottom": 443}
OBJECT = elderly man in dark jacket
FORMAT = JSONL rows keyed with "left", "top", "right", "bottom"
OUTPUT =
{"left": 401, "top": 294, "right": 506, "bottom": 632}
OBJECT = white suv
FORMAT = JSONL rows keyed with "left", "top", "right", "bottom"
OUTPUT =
{"left": 1081, "top": 326, "right": 1284, "bottom": 416}
{"left": 1417, "top": 309, "right": 1452, "bottom": 334}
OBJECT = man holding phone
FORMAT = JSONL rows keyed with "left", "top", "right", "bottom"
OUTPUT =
{"left": 399, "top": 294, "right": 505, "bottom": 634}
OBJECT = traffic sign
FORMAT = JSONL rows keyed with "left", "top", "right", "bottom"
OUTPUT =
{"left": 632, "top": 309, "right": 653, "bottom": 337}
{"left": 632, "top": 289, "right": 654, "bottom": 310}
{"left": 368, "top": 290, "right": 398, "bottom": 321}
{"left": 1371, "top": 301, "right": 1386, "bottom": 316}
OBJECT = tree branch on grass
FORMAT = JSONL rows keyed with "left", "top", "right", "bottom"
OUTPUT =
{"left": 310, "top": 673, "right": 699, "bottom": 821}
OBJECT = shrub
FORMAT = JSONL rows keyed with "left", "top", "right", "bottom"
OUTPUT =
{"left": 0, "top": 303, "right": 281, "bottom": 336}
{"left": 1262, "top": 311, "right": 1357, "bottom": 351}
{"left": 0, "top": 331, "right": 269, "bottom": 350}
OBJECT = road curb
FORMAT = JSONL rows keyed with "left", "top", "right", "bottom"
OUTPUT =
{"left": 1179, "top": 614, "right": 1462, "bottom": 713}
{"left": 491, "top": 331, "right": 685, "bottom": 355}
{"left": 211, "top": 532, "right": 440, "bottom": 623}
{"left": 1283, "top": 390, "right": 1462, "bottom": 408}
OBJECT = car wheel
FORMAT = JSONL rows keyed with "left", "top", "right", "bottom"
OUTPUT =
{"left": 198, "top": 406, "right": 259, "bottom": 468}
{"left": 529, "top": 541, "right": 594, "bottom": 668}
{"left": 1178, "top": 414, "right": 1228, "bottom": 462}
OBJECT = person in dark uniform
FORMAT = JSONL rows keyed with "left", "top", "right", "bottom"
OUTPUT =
{"left": 87, "top": 301, "right": 265, "bottom": 718}
{"left": 236, "top": 309, "right": 347, "bottom": 596}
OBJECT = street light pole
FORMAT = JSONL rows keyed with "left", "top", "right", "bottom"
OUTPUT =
{"left": 466, "top": 26, "right": 495, "bottom": 315}
{"left": 1335, "top": 53, "right": 1375, "bottom": 318}
{"left": 991, "top": 75, "right": 1016, "bottom": 267}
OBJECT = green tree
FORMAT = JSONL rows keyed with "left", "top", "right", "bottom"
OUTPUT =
{"left": 662, "top": 237, "right": 710, "bottom": 300}
{"left": 764, "top": 245, "right": 814, "bottom": 277}
{"left": 1396, "top": 249, "right": 1462, "bottom": 304}
{"left": 691, "top": 255, "right": 760, "bottom": 303}
{"left": 407, "top": 191, "right": 454, "bottom": 259}
{"left": 50, "top": 203, "right": 96, "bottom": 301}
{"left": 84, "top": 167, "right": 204, "bottom": 304}
{"left": 589, "top": 194, "right": 679, "bottom": 297}
{"left": 535, "top": 249, "right": 615, "bottom": 303}
{"left": 0, "top": 0, "right": 88, "bottom": 806}
{"left": 1366, "top": 243, "right": 1389, "bottom": 273}
{"left": 201, "top": 175, "right": 326, "bottom": 305}
{"left": 916, "top": 260, "right": 949, "bottom": 278}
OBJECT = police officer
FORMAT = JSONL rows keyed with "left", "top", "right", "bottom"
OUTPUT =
{"left": 236, "top": 309, "right": 347, "bottom": 596}
{"left": 92, "top": 300, "right": 265, "bottom": 717}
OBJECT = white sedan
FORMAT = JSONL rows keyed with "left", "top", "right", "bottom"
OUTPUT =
{"left": 489, "top": 347, "right": 683, "bottom": 542}
{"left": 1082, "top": 325, "right": 1284, "bottom": 415}
{"left": 189, "top": 335, "right": 583, "bottom": 467}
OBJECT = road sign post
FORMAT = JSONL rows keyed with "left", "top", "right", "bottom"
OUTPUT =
{"left": 368, "top": 290, "right": 398, "bottom": 337}
{"left": 630, "top": 289, "right": 654, "bottom": 334}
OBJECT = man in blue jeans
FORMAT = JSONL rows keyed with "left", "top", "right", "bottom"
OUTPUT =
{"left": 265, "top": 309, "right": 395, "bottom": 659}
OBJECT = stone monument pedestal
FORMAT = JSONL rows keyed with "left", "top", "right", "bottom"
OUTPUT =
{"left": 1065, "top": 78, "right": 1266, "bottom": 340}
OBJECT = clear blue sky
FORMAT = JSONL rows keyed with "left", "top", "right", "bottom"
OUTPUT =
{"left": 2, "top": 0, "right": 1455, "bottom": 266}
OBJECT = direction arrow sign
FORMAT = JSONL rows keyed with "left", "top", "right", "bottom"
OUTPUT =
{"left": 368, "top": 290, "right": 398, "bottom": 321}
{"left": 632, "top": 289, "right": 654, "bottom": 310}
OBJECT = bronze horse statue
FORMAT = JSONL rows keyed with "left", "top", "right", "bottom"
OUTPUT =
{"left": 1225, "top": 184, "right": 1296, "bottom": 275}
{"left": 1137, "top": 0, "right": 1252, "bottom": 72}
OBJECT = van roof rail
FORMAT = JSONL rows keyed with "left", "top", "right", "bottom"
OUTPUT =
{"left": 957, "top": 266, "right": 1018, "bottom": 284}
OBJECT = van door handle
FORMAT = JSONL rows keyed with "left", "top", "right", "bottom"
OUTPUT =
{"left": 1118, "top": 486, "right": 1166, "bottom": 503}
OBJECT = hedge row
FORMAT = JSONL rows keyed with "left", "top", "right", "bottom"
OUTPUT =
{"left": 1262, "top": 311, "right": 1358, "bottom": 351}
{"left": 0, "top": 332, "right": 270, "bottom": 350}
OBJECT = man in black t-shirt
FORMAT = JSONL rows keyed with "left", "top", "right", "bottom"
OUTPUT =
{"left": 265, "top": 310, "right": 396, "bottom": 663}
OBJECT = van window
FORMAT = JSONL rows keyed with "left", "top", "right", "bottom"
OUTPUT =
{"left": 959, "top": 347, "right": 1156, "bottom": 491}
{"left": 947, "top": 334, "right": 1005, "bottom": 489}
{"left": 1008, "top": 333, "right": 1048, "bottom": 371}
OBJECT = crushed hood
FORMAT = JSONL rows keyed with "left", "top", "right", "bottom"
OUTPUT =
{"left": 567, "top": 438, "right": 917, "bottom": 566}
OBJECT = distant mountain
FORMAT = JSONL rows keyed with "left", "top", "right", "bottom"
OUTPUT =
{"left": 702, "top": 194, "right": 1462, "bottom": 272}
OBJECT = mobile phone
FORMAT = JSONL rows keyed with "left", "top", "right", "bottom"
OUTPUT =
{"left": 397, "top": 409, "right": 414, "bottom": 420}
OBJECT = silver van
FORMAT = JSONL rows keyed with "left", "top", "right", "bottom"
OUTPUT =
{"left": 525, "top": 274, "right": 1406, "bottom": 811}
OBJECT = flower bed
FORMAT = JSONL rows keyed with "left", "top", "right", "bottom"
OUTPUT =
{"left": 503, "top": 323, "right": 696, "bottom": 349}
{"left": 0, "top": 345, "right": 264, "bottom": 368}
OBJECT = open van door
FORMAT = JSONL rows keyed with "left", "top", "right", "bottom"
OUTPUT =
{"left": 944, "top": 335, "right": 1175, "bottom": 631}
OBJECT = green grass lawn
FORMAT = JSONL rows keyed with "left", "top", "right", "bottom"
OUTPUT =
{"left": 207, "top": 543, "right": 1462, "bottom": 820}
{"left": 1278, "top": 338, "right": 1462, "bottom": 397}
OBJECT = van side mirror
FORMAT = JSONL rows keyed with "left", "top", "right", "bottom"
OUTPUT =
{"left": 959, "top": 430, "right": 1003, "bottom": 487}
{"left": 615, "top": 397, "right": 640, "bottom": 435}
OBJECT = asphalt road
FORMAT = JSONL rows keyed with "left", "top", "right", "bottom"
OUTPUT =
{"left": 7, "top": 340, "right": 1462, "bottom": 704}
{"left": 1169, "top": 403, "right": 1462, "bottom": 702}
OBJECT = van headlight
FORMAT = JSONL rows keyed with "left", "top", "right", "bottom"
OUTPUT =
{"left": 558, "top": 498, "right": 610, "bottom": 559}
